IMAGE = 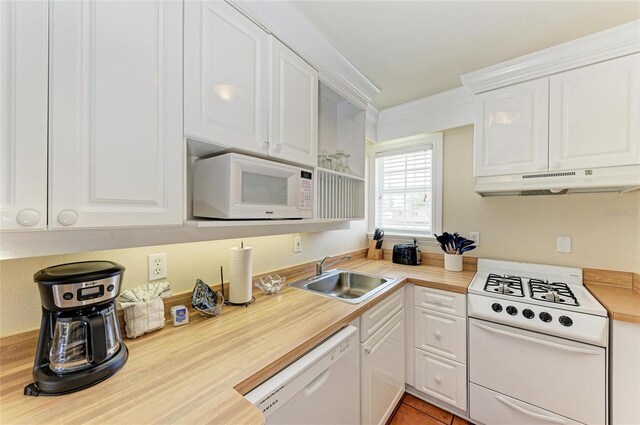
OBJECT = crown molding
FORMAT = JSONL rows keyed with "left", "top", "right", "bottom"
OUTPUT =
{"left": 461, "top": 20, "right": 640, "bottom": 94}
{"left": 231, "top": 1, "right": 380, "bottom": 106}
{"left": 376, "top": 87, "right": 473, "bottom": 142}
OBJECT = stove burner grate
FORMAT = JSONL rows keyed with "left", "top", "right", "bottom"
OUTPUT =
{"left": 484, "top": 274, "right": 525, "bottom": 297}
{"left": 529, "top": 279, "right": 579, "bottom": 306}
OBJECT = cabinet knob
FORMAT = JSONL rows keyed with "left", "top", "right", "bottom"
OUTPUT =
{"left": 261, "top": 141, "right": 269, "bottom": 151}
{"left": 434, "top": 331, "right": 442, "bottom": 339}
{"left": 57, "top": 209, "right": 79, "bottom": 226}
{"left": 551, "top": 162, "right": 560, "bottom": 169}
{"left": 16, "top": 208, "right": 41, "bottom": 227}
{"left": 365, "top": 347, "right": 372, "bottom": 354}
{"left": 274, "top": 143, "right": 282, "bottom": 154}
{"left": 435, "top": 375, "right": 442, "bottom": 384}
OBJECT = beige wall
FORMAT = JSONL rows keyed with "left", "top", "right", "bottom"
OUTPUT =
{"left": 0, "top": 222, "right": 368, "bottom": 337}
{"left": 426, "top": 125, "right": 640, "bottom": 272}
{"left": 2, "top": 125, "right": 639, "bottom": 337}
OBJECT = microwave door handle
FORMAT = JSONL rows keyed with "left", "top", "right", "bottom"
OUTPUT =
{"left": 495, "top": 395, "right": 567, "bottom": 424}
{"left": 472, "top": 321, "right": 602, "bottom": 355}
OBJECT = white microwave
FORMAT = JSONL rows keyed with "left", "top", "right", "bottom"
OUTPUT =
{"left": 193, "top": 153, "right": 313, "bottom": 219}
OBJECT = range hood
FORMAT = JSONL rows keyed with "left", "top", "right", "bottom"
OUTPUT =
{"left": 475, "top": 165, "right": 640, "bottom": 196}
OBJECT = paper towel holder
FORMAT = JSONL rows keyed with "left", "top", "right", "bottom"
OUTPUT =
{"left": 221, "top": 265, "right": 255, "bottom": 307}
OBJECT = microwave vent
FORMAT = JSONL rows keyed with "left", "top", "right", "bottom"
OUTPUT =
{"left": 522, "top": 171, "right": 576, "bottom": 179}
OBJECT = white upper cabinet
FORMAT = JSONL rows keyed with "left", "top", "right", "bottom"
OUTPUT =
{"left": 269, "top": 37, "right": 318, "bottom": 166}
{"left": 184, "top": 2, "right": 318, "bottom": 166}
{"left": 549, "top": 53, "right": 640, "bottom": 171}
{"left": 474, "top": 78, "right": 549, "bottom": 177}
{"left": 184, "top": 0, "right": 269, "bottom": 154}
{"left": 0, "top": 1, "right": 48, "bottom": 231}
{"left": 49, "top": 1, "right": 183, "bottom": 229}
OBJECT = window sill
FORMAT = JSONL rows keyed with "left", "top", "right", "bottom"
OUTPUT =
{"left": 366, "top": 232, "right": 438, "bottom": 246}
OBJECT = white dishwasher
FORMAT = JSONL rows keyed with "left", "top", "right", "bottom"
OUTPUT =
{"left": 245, "top": 325, "right": 359, "bottom": 425}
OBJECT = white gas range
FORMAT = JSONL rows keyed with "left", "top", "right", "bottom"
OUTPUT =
{"left": 467, "top": 259, "right": 609, "bottom": 425}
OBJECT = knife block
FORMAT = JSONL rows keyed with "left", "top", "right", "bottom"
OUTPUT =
{"left": 367, "top": 240, "right": 383, "bottom": 260}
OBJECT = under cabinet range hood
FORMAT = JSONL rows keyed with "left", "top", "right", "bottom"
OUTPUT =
{"left": 475, "top": 165, "right": 640, "bottom": 196}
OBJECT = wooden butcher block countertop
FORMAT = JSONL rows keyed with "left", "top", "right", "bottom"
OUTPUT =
{"left": 0, "top": 258, "right": 475, "bottom": 425}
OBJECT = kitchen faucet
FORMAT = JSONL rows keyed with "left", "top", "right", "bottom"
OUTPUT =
{"left": 315, "top": 255, "right": 352, "bottom": 276}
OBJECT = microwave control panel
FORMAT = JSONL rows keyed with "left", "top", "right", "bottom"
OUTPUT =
{"left": 299, "top": 171, "right": 313, "bottom": 216}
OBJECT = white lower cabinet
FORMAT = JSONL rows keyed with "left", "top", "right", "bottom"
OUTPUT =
{"left": 411, "top": 286, "right": 468, "bottom": 414}
{"left": 415, "top": 349, "right": 467, "bottom": 411}
{"left": 361, "top": 289, "right": 405, "bottom": 425}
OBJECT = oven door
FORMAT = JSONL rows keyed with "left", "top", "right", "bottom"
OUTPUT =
{"left": 469, "top": 318, "right": 606, "bottom": 425}
{"left": 230, "top": 156, "right": 309, "bottom": 219}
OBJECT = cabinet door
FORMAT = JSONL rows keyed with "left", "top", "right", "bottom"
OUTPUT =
{"left": 415, "top": 349, "right": 467, "bottom": 411}
{"left": 549, "top": 54, "right": 640, "bottom": 171}
{"left": 49, "top": 1, "right": 183, "bottom": 229}
{"left": 415, "top": 307, "right": 466, "bottom": 364}
{"left": 0, "top": 1, "right": 48, "bottom": 230}
{"left": 269, "top": 37, "right": 318, "bottom": 166}
{"left": 184, "top": 1, "right": 269, "bottom": 155}
{"left": 361, "top": 309, "right": 405, "bottom": 425}
{"left": 474, "top": 78, "right": 549, "bottom": 176}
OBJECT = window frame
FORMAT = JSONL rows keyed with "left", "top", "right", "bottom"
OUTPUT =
{"left": 367, "top": 132, "right": 443, "bottom": 241}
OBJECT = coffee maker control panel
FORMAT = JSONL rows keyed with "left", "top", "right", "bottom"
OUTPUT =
{"left": 52, "top": 276, "right": 120, "bottom": 309}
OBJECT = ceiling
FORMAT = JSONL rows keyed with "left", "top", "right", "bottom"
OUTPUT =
{"left": 293, "top": 1, "right": 640, "bottom": 109}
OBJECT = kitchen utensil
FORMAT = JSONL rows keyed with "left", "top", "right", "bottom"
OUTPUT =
{"left": 255, "top": 275, "right": 286, "bottom": 295}
{"left": 373, "top": 228, "right": 384, "bottom": 240}
{"left": 25, "top": 261, "right": 128, "bottom": 396}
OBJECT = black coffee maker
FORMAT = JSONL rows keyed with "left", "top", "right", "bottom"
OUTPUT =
{"left": 25, "top": 261, "right": 128, "bottom": 396}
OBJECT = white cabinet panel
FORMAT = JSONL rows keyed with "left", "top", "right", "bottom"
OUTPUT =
{"left": 360, "top": 287, "right": 403, "bottom": 343}
{"left": 184, "top": 1, "right": 269, "bottom": 154}
{"left": 415, "top": 348, "right": 467, "bottom": 411}
{"left": 611, "top": 320, "right": 640, "bottom": 425}
{"left": 415, "top": 307, "right": 466, "bottom": 363}
{"left": 474, "top": 78, "right": 549, "bottom": 176}
{"left": 549, "top": 53, "right": 640, "bottom": 171}
{"left": 269, "top": 37, "right": 318, "bottom": 166}
{"left": 414, "top": 286, "right": 466, "bottom": 318}
{"left": 0, "top": 1, "right": 48, "bottom": 230}
{"left": 49, "top": 0, "right": 183, "bottom": 228}
{"left": 361, "top": 309, "right": 405, "bottom": 425}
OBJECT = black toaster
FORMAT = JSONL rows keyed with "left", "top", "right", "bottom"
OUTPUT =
{"left": 392, "top": 239, "right": 421, "bottom": 266}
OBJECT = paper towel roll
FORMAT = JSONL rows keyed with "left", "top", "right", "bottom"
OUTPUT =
{"left": 229, "top": 245, "right": 253, "bottom": 304}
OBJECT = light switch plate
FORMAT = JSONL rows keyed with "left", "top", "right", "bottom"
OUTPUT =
{"left": 469, "top": 232, "right": 480, "bottom": 247}
{"left": 557, "top": 236, "right": 572, "bottom": 253}
{"left": 293, "top": 234, "right": 302, "bottom": 253}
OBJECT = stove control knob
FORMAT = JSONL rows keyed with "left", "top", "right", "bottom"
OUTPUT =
{"left": 559, "top": 316, "right": 573, "bottom": 327}
{"left": 506, "top": 306, "right": 518, "bottom": 316}
{"left": 491, "top": 303, "right": 502, "bottom": 313}
{"left": 539, "top": 312, "right": 552, "bottom": 323}
{"left": 522, "top": 309, "right": 535, "bottom": 319}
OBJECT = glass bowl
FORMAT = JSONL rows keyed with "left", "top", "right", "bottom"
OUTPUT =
{"left": 255, "top": 275, "right": 286, "bottom": 295}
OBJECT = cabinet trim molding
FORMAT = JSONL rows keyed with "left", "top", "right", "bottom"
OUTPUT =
{"left": 461, "top": 20, "right": 640, "bottom": 94}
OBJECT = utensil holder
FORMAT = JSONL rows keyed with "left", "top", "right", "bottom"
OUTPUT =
{"left": 444, "top": 253, "right": 463, "bottom": 272}
{"left": 367, "top": 240, "right": 383, "bottom": 260}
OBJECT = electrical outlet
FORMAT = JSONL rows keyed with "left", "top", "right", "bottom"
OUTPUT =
{"left": 469, "top": 232, "right": 480, "bottom": 247}
{"left": 293, "top": 234, "right": 302, "bottom": 253}
{"left": 148, "top": 253, "right": 167, "bottom": 281}
{"left": 557, "top": 236, "right": 572, "bottom": 253}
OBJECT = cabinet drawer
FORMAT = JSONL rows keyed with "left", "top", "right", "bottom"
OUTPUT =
{"left": 415, "top": 349, "right": 467, "bottom": 411}
{"left": 415, "top": 307, "right": 466, "bottom": 364}
{"left": 360, "top": 287, "right": 403, "bottom": 343}
{"left": 414, "top": 286, "right": 466, "bottom": 317}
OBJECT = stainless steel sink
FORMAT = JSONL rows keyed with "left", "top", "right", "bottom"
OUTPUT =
{"left": 289, "top": 269, "right": 397, "bottom": 304}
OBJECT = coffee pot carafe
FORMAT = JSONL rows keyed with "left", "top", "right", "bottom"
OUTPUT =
{"left": 25, "top": 261, "right": 128, "bottom": 396}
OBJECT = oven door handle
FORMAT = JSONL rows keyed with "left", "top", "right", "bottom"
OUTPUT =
{"left": 472, "top": 321, "right": 602, "bottom": 355}
{"left": 495, "top": 395, "right": 567, "bottom": 424}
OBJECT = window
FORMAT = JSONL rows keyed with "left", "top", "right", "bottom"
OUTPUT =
{"left": 369, "top": 133, "right": 442, "bottom": 238}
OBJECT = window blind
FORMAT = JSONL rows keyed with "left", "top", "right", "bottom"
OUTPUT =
{"left": 374, "top": 144, "right": 433, "bottom": 236}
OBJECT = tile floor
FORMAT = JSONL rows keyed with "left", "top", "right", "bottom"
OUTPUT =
{"left": 389, "top": 393, "right": 470, "bottom": 425}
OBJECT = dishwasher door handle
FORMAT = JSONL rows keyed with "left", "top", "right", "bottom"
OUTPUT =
{"left": 303, "top": 367, "right": 331, "bottom": 396}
